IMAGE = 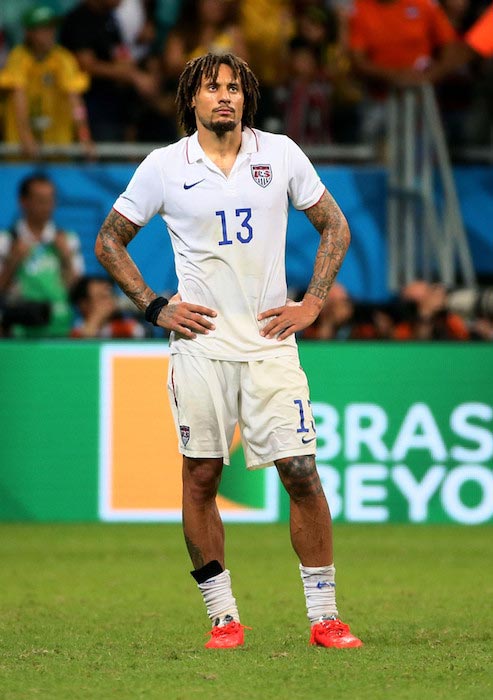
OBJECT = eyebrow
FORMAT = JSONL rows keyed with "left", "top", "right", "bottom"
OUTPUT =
{"left": 204, "top": 78, "right": 240, "bottom": 87}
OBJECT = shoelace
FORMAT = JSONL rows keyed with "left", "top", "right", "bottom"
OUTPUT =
{"left": 206, "top": 621, "right": 252, "bottom": 638}
{"left": 318, "top": 619, "right": 350, "bottom": 637}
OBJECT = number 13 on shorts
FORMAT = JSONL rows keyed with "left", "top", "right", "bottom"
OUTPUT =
{"left": 294, "top": 399, "right": 316, "bottom": 440}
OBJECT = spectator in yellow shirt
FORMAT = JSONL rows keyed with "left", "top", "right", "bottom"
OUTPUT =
{"left": 0, "top": 3, "right": 93, "bottom": 158}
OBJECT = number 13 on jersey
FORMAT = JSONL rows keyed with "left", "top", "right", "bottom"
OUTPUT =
{"left": 216, "top": 208, "right": 253, "bottom": 245}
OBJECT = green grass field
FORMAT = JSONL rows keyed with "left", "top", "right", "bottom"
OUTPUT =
{"left": 0, "top": 523, "right": 491, "bottom": 699}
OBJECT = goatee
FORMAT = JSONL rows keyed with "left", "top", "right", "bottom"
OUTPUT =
{"left": 210, "top": 119, "right": 236, "bottom": 136}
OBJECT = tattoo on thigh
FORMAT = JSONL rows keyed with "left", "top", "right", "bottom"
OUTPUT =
{"left": 275, "top": 455, "right": 324, "bottom": 501}
{"left": 184, "top": 534, "right": 205, "bottom": 569}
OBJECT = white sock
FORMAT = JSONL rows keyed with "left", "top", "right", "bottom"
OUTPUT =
{"left": 197, "top": 569, "right": 240, "bottom": 626}
{"left": 299, "top": 563, "right": 338, "bottom": 624}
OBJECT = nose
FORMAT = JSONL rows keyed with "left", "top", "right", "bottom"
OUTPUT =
{"left": 217, "top": 86, "right": 231, "bottom": 102}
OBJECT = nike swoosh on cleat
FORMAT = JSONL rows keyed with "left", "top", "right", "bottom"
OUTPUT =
{"left": 183, "top": 179, "right": 205, "bottom": 190}
{"left": 301, "top": 436, "right": 316, "bottom": 444}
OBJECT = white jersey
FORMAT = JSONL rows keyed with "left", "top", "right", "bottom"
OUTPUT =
{"left": 113, "top": 127, "right": 325, "bottom": 360}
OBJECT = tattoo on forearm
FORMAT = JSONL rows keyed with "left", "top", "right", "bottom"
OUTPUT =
{"left": 304, "top": 190, "right": 350, "bottom": 302}
{"left": 96, "top": 209, "right": 154, "bottom": 310}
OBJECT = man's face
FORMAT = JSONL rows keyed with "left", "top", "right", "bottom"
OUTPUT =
{"left": 21, "top": 181, "right": 56, "bottom": 224}
{"left": 25, "top": 25, "right": 57, "bottom": 54}
{"left": 83, "top": 280, "right": 116, "bottom": 315}
{"left": 191, "top": 63, "right": 244, "bottom": 136}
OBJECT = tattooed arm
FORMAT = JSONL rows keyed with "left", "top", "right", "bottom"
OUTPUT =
{"left": 258, "top": 189, "right": 350, "bottom": 340}
{"left": 95, "top": 209, "right": 154, "bottom": 310}
{"left": 95, "top": 209, "right": 216, "bottom": 337}
{"left": 303, "top": 189, "right": 350, "bottom": 306}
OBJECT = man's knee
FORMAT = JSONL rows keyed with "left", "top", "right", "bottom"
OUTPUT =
{"left": 183, "top": 457, "right": 223, "bottom": 503}
{"left": 275, "top": 455, "right": 323, "bottom": 501}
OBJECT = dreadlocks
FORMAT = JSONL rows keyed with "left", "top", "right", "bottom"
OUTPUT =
{"left": 176, "top": 53, "right": 260, "bottom": 136}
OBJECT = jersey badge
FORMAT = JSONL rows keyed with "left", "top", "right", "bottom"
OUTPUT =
{"left": 251, "top": 164, "right": 272, "bottom": 188}
{"left": 180, "top": 425, "right": 190, "bottom": 446}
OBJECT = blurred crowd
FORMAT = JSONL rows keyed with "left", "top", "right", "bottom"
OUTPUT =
{"left": 298, "top": 280, "right": 493, "bottom": 341}
{"left": 1, "top": 1, "right": 492, "bottom": 341}
{"left": 0, "top": 0, "right": 492, "bottom": 157}
{"left": 0, "top": 171, "right": 492, "bottom": 341}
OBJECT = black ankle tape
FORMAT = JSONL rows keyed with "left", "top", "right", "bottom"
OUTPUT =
{"left": 190, "top": 560, "right": 224, "bottom": 584}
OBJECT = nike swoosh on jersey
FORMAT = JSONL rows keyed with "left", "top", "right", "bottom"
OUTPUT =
{"left": 183, "top": 179, "right": 205, "bottom": 190}
{"left": 301, "top": 436, "right": 317, "bottom": 444}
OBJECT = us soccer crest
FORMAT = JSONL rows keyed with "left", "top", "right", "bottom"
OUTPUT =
{"left": 251, "top": 164, "right": 272, "bottom": 188}
{"left": 180, "top": 425, "right": 190, "bottom": 446}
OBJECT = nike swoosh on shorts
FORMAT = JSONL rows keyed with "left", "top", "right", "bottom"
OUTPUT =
{"left": 301, "top": 436, "right": 317, "bottom": 444}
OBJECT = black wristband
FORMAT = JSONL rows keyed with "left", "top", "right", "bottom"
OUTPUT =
{"left": 144, "top": 296, "right": 168, "bottom": 325}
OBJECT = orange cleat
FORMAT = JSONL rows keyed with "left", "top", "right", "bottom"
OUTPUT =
{"left": 205, "top": 616, "right": 251, "bottom": 649}
{"left": 309, "top": 617, "right": 363, "bottom": 648}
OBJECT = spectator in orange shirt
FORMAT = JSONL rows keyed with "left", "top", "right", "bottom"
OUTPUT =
{"left": 348, "top": 0, "right": 459, "bottom": 141}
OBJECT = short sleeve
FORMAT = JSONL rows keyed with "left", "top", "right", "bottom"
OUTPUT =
{"left": 56, "top": 49, "right": 90, "bottom": 94}
{"left": 0, "top": 47, "right": 30, "bottom": 89}
{"left": 286, "top": 137, "right": 325, "bottom": 210}
{"left": 428, "top": 0, "right": 457, "bottom": 46}
{"left": 113, "top": 150, "right": 165, "bottom": 227}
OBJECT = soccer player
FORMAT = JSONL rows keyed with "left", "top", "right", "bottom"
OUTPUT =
{"left": 94, "top": 52, "right": 363, "bottom": 650}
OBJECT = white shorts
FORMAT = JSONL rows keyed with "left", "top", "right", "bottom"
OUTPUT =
{"left": 167, "top": 353, "right": 317, "bottom": 469}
